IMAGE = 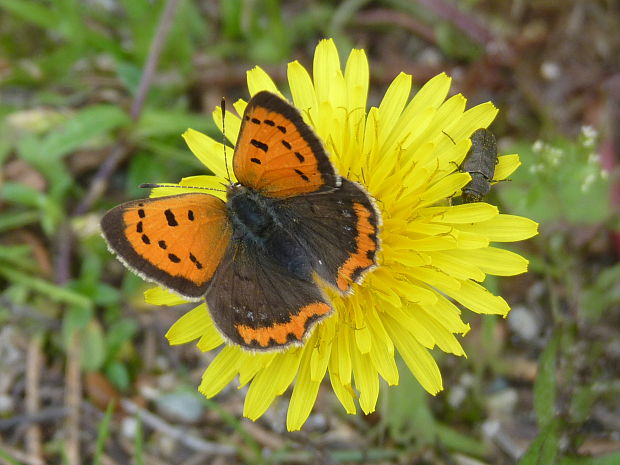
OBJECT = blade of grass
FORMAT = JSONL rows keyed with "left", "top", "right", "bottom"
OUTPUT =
{"left": 0, "top": 210, "right": 41, "bottom": 232}
{"left": 134, "top": 417, "right": 144, "bottom": 465}
{"left": 0, "top": 266, "right": 92, "bottom": 309}
{"left": 93, "top": 400, "right": 116, "bottom": 465}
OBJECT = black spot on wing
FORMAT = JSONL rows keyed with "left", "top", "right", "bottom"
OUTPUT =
{"left": 188, "top": 210, "right": 195, "bottom": 221}
{"left": 158, "top": 240, "right": 167, "bottom": 250}
{"left": 251, "top": 117, "right": 261, "bottom": 124}
{"left": 141, "top": 234, "right": 150, "bottom": 245}
{"left": 250, "top": 157, "right": 261, "bottom": 164}
{"left": 264, "top": 119, "right": 275, "bottom": 126}
{"left": 189, "top": 253, "right": 203, "bottom": 270}
{"left": 250, "top": 139, "right": 268, "bottom": 152}
{"left": 281, "top": 140, "right": 292, "bottom": 150}
{"left": 277, "top": 125, "right": 287, "bottom": 134}
{"left": 136, "top": 222, "right": 143, "bottom": 233}
{"left": 168, "top": 253, "right": 181, "bottom": 263}
{"left": 294, "top": 169, "right": 309, "bottom": 182}
{"left": 138, "top": 209, "right": 145, "bottom": 218}
{"left": 294, "top": 152, "right": 304, "bottom": 162}
{"left": 164, "top": 209, "right": 178, "bottom": 226}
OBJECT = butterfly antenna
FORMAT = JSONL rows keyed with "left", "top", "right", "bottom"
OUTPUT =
{"left": 139, "top": 183, "right": 226, "bottom": 193}
{"left": 221, "top": 97, "right": 233, "bottom": 186}
{"left": 442, "top": 130, "right": 456, "bottom": 145}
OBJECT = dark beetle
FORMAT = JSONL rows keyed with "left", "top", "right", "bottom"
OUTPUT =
{"left": 461, "top": 128, "right": 498, "bottom": 203}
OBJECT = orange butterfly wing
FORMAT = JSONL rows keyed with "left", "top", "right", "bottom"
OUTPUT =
{"left": 101, "top": 193, "right": 231, "bottom": 300}
{"left": 233, "top": 91, "right": 340, "bottom": 198}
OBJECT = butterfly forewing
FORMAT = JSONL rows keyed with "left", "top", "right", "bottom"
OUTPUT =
{"left": 234, "top": 91, "right": 340, "bottom": 197}
{"left": 101, "top": 194, "right": 231, "bottom": 299}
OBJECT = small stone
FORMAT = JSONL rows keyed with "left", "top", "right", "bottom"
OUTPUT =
{"left": 155, "top": 391, "right": 204, "bottom": 423}
{"left": 507, "top": 305, "right": 540, "bottom": 341}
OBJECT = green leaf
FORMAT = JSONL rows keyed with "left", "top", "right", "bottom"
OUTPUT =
{"left": 134, "top": 108, "right": 215, "bottom": 140}
{"left": 561, "top": 452, "right": 620, "bottom": 465}
{"left": 63, "top": 306, "right": 95, "bottom": 336}
{"left": 582, "top": 263, "right": 620, "bottom": 321}
{"left": 0, "top": 0, "right": 57, "bottom": 29}
{"left": 105, "top": 361, "right": 131, "bottom": 391}
{"left": 105, "top": 319, "right": 137, "bottom": 360}
{"left": 0, "top": 209, "right": 40, "bottom": 233}
{"left": 116, "top": 61, "right": 142, "bottom": 96}
{"left": 37, "top": 105, "right": 130, "bottom": 160}
{"left": 0, "top": 448, "right": 24, "bottom": 465}
{"left": 534, "top": 330, "right": 559, "bottom": 427}
{"left": 435, "top": 423, "right": 488, "bottom": 457}
{"left": 221, "top": 0, "right": 242, "bottom": 38}
{"left": 80, "top": 320, "right": 106, "bottom": 372}
{"left": 0, "top": 267, "right": 92, "bottom": 309}
{"left": 517, "top": 419, "right": 559, "bottom": 465}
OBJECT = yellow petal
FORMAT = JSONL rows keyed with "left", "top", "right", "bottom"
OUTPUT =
{"left": 444, "top": 101, "right": 498, "bottom": 145}
{"left": 211, "top": 107, "right": 241, "bottom": 147}
{"left": 411, "top": 93, "right": 467, "bottom": 152}
{"left": 199, "top": 346, "right": 242, "bottom": 398}
{"left": 384, "top": 316, "right": 443, "bottom": 394}
{"left": 427, "top": 203, "right": 499, "bottom": 223}
{"left": 438, "top": 280, "right": 511, "bottom": 316}
{"left": 165, "top": 303, "right": 212, "bottom": 345}
{"left": 144, "top": 287, "right": 186, "bottom": 306}
{"left": 410, "top": 306, "right": 466, "bottom": 356}
{"left": 494, "top": 154, "right": 521, "bottom": 181}
{"left": 244, "top": 351, "right": 302, "bottom": 420}
{"left": 336, "top": 326, "right": 353, "bottom": 385}
{"left": 287, "top": 340, "right": 327, "bottom": 431}
{"left": 182, "top": 129, "right": 230, "bottom": 179}
{"left": 351, "top": 350, "right": 379, "bottom": 414}
{"left": 451, "top": 247, "right": 529, "bottom": 276}
{"left": 457, "top": 214, "right": 539, "bottom": 242}
{"left": 378, "top": 72, "right": 412, "bottom": 149}
{"left": 419, "top": 297, "right": 470, "bottom": 335}
{"left": 196, "top": 328, "right": 224, "bottom": 352}
{"left": 344, "top": 48, "right": 369, "bottom": 114}
{"left": 246, "top": 66, "right": 281, "bottom": 96}
{"left": 428, "top": 250, "right": 486, "bottom": 281}
{"left": 238, "top": 352, "right": 277, "bottom": 387}
{"left": 313, "top": 38, "right": 342, "bottom": 105}
{"left": 418, "top": 172, "right": 471, "bottom": 207}
{"left": 408, "top": 72, "right": 452, "bottom": 116}
{"left": 329, "top": 371, "right": 357, "bottom": 414}
{"left": 288, "top": 60, "right": 318, "bottom": 120}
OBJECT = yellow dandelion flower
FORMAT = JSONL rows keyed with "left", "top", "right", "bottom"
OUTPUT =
{"left": 146, "top": 39, "right": 538, "bottom": 431}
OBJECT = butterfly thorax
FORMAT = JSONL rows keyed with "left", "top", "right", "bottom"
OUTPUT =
{"left": 226, "top": 183, "right": 313, "bottom": 280}
{"left": 227, "top": 184, "right": 277, "bottom": 239}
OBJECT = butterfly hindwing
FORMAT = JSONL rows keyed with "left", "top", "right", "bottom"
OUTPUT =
{"left": 205, "top": 242, "right": 332, "bottom": 350}
{"left": 233, "top": 91, "right": 340, "bottom": 198}
{"left": 101, "top": 194, "right": 231, "bottom": 300}
{"left": 283, "top": 179, "right": 381, "bottom": 293}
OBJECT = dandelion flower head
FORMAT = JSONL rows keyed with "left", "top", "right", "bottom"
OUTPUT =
{"left": 146, "top": 39, "right": 538, "bottom": 431}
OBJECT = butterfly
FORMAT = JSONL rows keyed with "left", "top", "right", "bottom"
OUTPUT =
{"left": 101, "top": 91, "right": 381, "bottom": 351}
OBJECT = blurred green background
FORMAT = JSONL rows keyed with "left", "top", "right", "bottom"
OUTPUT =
{"left": 1, "top": 1, "right": 619, "bottom": 464}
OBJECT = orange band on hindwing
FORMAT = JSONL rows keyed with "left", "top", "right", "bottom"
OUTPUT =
{"left": 337, "top": 202, "right": 379, "bottom": 291}
{"left": 234, "top": 302, "right": 331, "bottom": 348}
